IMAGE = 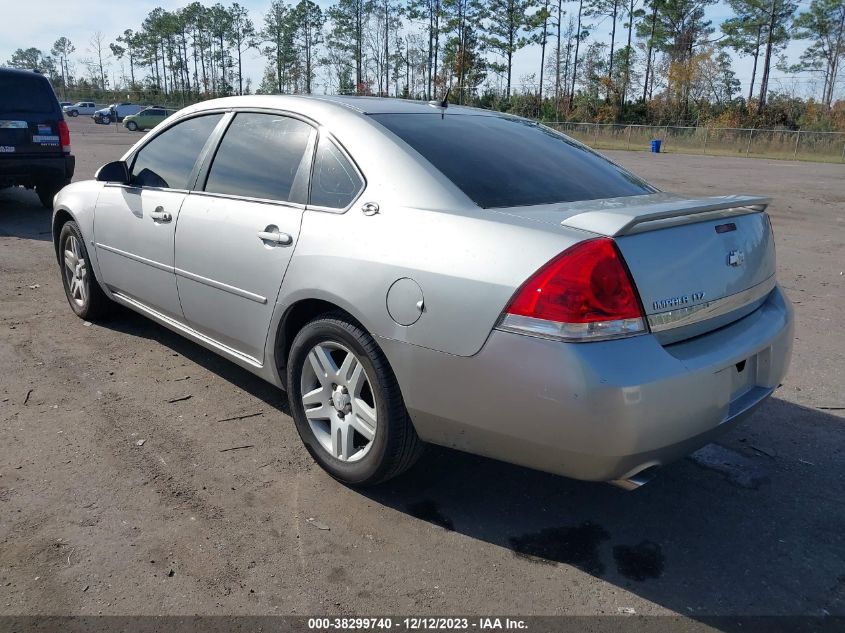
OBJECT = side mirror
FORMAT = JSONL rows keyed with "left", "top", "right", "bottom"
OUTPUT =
{"left": 96, "top": 160, "right": 129, "bottom": 184}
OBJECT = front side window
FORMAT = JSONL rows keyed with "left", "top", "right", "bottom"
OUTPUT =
{"left": 369, "top": 113, "right": 656, "bottom": 208}
{"left": 204, "top": 113, "right": 314, "bottom": 203}
{"left": 130, "top": 114, "right": 223, "bottom": 189}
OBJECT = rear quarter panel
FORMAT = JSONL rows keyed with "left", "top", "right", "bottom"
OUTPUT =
{"left": 280, "top": 203, "right": 588, "bottom": 357}
{"left": 275, "top": 109, "right": 595, "bottom": 358}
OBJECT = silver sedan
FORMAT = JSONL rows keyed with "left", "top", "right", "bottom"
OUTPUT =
{"left": 52, "top": 96, "right": 794, "bottom": 488}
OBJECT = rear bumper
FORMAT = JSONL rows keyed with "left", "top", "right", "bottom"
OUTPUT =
{"left": 0, "top": 155, "right": 74, "bottom": 187}
{"left": 381, "top": 285, "right": 794, "bottom": 482}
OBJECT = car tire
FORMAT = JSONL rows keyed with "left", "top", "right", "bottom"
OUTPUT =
{"left": 287, "top": 313, "right": 424, "bottom": 486}
{"left": 70, "top": 110, "right": 78, "bottom": 117}
{"left": 37, "top": 179, "right": 68, "bottom": 209}
{"left": 57, "top": 221, "right": 112, "bottom": 320}
{"left": 126, "top": 121, "right": 138, "bottom": 131}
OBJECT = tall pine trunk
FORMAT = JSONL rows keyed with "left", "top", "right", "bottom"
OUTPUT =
{"left": 824, "top": 6, "right": 845, "bottom": 108}
{"left": 748, "top": 24, "right": 762, "bottom": 102}
{"left": 642, "top": 0, "right": 657, "bottom": 102}
{"left": 622, "top": 0, "right": 634, "bottom": 108}
{"left": 757, "top": 0, "right": 778, "bottom": 111}
{"left": 554, "top": 0, "right": 562, "bottom": 110}
{"left": 607, "top": 0, "right": 618, "bottom": 101}
{"left": 569, "top": 0, "right": 584, "bottom": 111}
{"left": 539, "top": 1, "right": 548, "bottom": 102}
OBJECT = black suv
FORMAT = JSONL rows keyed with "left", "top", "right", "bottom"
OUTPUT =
{"left": 0, "top": 68, "right": 74, "bottom": 208}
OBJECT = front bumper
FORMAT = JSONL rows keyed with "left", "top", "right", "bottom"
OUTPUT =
{"left": 0, "top": 155, "right": 74, "bottom": 187}
{"left": 381, "top": 285, "right": 794, "bottom": 482}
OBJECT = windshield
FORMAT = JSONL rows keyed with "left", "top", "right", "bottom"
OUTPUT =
{"left": 369, "top": 113, "right": 656, "bottom": 208}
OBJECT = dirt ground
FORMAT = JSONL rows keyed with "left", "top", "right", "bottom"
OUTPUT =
{"left": 1, "top": 117, "right": 843, "bottom": 620}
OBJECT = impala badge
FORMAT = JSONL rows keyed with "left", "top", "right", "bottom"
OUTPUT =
{"left": 728, "top": 250, "right": 745, "bottom": 267}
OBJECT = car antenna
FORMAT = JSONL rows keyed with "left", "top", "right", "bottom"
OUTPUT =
{"left": 428, "top": 88, "right": 450, "bottom": 118}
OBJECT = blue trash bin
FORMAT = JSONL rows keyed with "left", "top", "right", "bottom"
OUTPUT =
{"left": 651, "top": 139, "right": 662, "bottom": 153}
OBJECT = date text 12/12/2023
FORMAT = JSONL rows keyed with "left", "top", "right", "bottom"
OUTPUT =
{"left": 307, "top": 617, "right": 528, "bottom": 630}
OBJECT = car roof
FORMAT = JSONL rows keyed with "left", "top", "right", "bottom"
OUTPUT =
{"left": 305, "top": 95, "right": 492, "bottom": 115}
{"left": 185, "top": 94, "right": 497, "bottom": 119}
{"left": 0, "top": 66, "right": 51, "bottom": 80}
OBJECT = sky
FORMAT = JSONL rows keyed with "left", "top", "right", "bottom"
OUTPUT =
{"left": 1, "top": 0, "right": 835, "bottom": 103}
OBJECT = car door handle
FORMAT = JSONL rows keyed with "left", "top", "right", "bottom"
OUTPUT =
{"left": 257, "top": 226, "right": 293, "bottom": 246}
{"left": 150, "top": 206, "right": 172, "bottom": 223}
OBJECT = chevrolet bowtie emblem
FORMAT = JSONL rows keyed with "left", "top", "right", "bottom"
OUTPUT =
{"left": 728, "top": 250, "right": 745, "bottom": 267}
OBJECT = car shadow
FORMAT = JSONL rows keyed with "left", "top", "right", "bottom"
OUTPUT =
{"left": 360, "top": 397, "right": 845, "bottom": 622}
{"left": 0, "top": 187, "right": 53, "bottom": 241}
{"left": 100, "top": 308, "right": 291, "bottom": 416}
{"left": 96, "top": 309, "right": 845, "bottom": 623}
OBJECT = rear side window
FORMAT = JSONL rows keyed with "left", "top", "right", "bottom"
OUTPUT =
{"left": 369, "top": 113, "right": 655, "bottom": 208}
{"left": 309, "top": 137, "right": 363, "bottom": 209}
{"left": 204, "top": 113, "right": 313, "bottom": 203}
{"left": 130, "top": 114, "right": 223, "bottom": 189}
{"left": 0, "top": 73, "right": 56, "bottom": 114}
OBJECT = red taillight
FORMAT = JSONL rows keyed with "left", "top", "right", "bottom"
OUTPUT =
{"left": 58, "top": 120, "right": 71, "bottom": 153}
{"left": 500, "top": 237, "right": 646, "bottom": 341}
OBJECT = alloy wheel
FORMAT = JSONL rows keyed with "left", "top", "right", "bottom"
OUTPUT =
{"left": 300, "top": 341, "right": 377, "bottom": 463}
{"left": 63, "top": 234, "right": 88, "bottom": 308}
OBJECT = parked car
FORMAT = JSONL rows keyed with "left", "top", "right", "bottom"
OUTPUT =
{"left": 51, "top": 96, "right": 793, "bottom": 488}
{"left": 123, "top": 107, "right": 175, "bottom": 131}
{"left": 64, "top": 101, "right": 97, "bottom": 117}
{"left": 92, "top": 103, "right": 143, "bottom": 124}
{"left": 0, "top": 67, "right": 74, "bottom": 208}
{"left": 59, "top": 101, "right": 72, "bottom": 109}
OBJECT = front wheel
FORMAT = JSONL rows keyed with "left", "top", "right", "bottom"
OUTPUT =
{"left": 58, "top": 221, "right": 112, "bottom": 320}
{"left": 126, "top": 121, "right": 138, "bottom": 131}
{"left": 287, "top": 314, "right": 423, "bottom": 486}
{"left": 100, "top": 116, "right": 110, "bottom": 125}
{"left": 70, "top": 110, "right": 78, "bottom": 117}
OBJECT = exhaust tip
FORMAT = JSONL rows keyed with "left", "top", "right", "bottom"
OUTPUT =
{"left": 610, "top": 465, "right": 660, "bottom": 491}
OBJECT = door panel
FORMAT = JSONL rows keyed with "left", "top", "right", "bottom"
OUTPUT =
{"left": 94, "top": 186, "right": 187, "bottom": 320}
{"left": 92, "top": 113, "right": 225, "bottom": 321}
{"left": 174, "top": 195, "right": 303, "bottom": 361}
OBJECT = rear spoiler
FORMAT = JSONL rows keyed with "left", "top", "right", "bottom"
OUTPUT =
{"left": 561, "top": 195, "right": 771, "bottom": 237}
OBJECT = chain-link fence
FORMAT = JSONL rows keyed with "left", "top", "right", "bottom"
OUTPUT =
{"left": 548, "top": 122, "right": 845, "bottom": 163}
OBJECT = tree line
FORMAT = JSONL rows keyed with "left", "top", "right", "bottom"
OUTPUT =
{"left": 6, "top": 0, "right": 845, "bottom": 130}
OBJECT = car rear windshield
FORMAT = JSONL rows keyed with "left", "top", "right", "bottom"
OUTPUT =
{"left": 369, "top": 113, "right": 655, "bottom": 208}
{"left": 0, "top": 73, "right": 57, "bottom": 115}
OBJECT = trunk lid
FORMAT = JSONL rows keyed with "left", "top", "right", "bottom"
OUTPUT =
{"left": 496, "top": 193, "right": 777, "bottom": 344}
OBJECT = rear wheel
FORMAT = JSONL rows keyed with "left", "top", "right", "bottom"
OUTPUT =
{"left": 287, "top": 313, "right": 423, "bottom": 486}
{"left": 58, "top": 221, "right": 112, "bottom": 320}
{"left": 37, "top": 179, "right": 68, "bottom": 209}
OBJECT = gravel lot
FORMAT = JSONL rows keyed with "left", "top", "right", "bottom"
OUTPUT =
{"left": 1, "top": 117, "right": 843, "bottom": 619}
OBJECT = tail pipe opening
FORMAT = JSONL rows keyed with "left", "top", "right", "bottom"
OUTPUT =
{"left": 610, "top": 465, "right": 660, "bottom": 491}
